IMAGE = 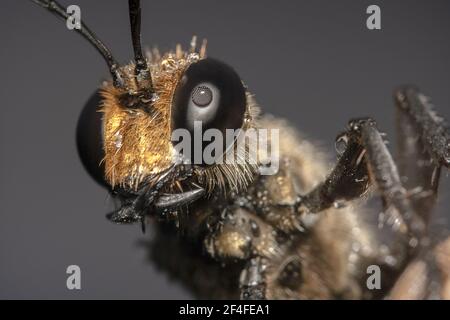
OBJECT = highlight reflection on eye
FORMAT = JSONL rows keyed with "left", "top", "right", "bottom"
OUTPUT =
{"left": 186, "top": 82, "right": 220, "bottom": 129}
{"left": 192, "top": 85, "right": 213, "bottom": 107}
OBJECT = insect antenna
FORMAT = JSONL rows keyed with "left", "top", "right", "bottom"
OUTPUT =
{"left": 128, "top": 0, "right": 153, "bottom": 92}
{"left": 30, "top": 0, "right": 124, "bottom": 88}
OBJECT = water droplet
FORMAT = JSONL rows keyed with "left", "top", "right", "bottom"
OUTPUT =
{"left": 349, "top": 252, "right": 357, "bottom": 263}
{"left": 378, "top": 212, "right": 385, "bottom": 229}
{"left": 379, "top": 245, "right": 389, "bottom": 255}
{"left": 335, "top": 133, "right": 348, "bottom": 156}
{"left": 409, "top": 237, "right": 419, "bottom": 248}
{"left": 351, "top": 242, "right": 361, "bottom": 253}
{"left": 151, "top": 93, "right": 159, "bottom": 102}
{"left": 250, "top": 220, "right": 260, "bottom": 237}
{"left": 333, "top": 200, "right": 346, "bottom": 209}
{"left": 114, "top": 131, "right": 123, "bottom": 149}
{"left": 385, "top": 255, "right": 398, "bottom": 266}
{"left": 299, "top": 213, "right": 319, "bottom": 228}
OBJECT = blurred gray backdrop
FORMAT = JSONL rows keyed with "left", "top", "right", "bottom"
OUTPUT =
{"left": 0, "top": 0, "right": 449, "bottom": 299}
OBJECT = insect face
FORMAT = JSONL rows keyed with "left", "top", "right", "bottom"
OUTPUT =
{"left": 102, "top": 54, "right": 249, "bottom": 191}
{"left": 99, "top": 47, "right": 260, "bottom": 221}
{"left": 32, "top": 1, "right": 261, "bottom": 219}
{"left": 100, "top": 51, "right": 195, "bottom": 191}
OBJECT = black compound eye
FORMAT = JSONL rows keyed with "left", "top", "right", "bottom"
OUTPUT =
{"left": 171, "top": 58, "right": 247, "bottom": 165}
{"left": 172, "top": 58, "right": 246, "bottom": 134}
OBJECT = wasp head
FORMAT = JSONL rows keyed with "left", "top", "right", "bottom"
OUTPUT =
{"left": 99, "top": 41, "right": 260, "bottom": 223}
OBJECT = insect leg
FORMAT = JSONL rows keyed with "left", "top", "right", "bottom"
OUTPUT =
{"left": 203, "top": 206, "right": 283, "bottom": 300}
{"left": 357, "top": 119, "right": 427, "bottom": 242}
{"left": 298, "top": 130, "right": 369, "bottom": 214}
{"left": 298, "top": 118, "right": 426, "bottom": 249}
{"left": 204, "top": 208, "right": 253, "bottom": 261}
{"left": 239, "top": 257, "right": 267, "bottom": 300}
{"left": 394, "top": 86, "right": 450, "bottom": 222}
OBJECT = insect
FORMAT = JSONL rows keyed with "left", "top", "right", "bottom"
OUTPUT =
{"left": 32, "top": 0, "right": 450, "bottom": 299}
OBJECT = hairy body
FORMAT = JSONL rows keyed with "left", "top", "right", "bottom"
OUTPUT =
{"left": 147, "top": 116, "right": 450, "bottom": 299}
{"left": 30, "top": 0, "right": 450, "bottom": 300}
{"left": 147, "top": 115, "right": 406, "bottom": 299}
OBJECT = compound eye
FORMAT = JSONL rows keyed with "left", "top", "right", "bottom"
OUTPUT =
{"left": 171, "top": 58, "right": 247, "bottom": 165}
{"left": 172, "top": 58, "right": 246, "bottom": 134}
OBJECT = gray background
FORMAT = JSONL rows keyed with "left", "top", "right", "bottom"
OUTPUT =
{"left": 1, "top": 0, "right": 449, "bottom": 299}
